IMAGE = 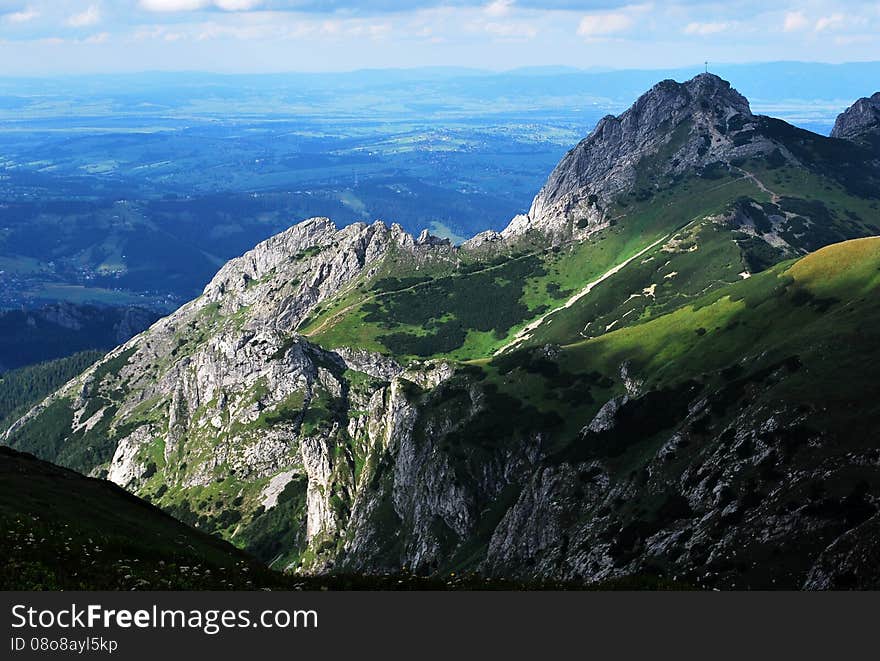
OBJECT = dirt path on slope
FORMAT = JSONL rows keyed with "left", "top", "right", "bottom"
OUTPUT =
{"left": 494, "top": 233, "right": 670, "bottom": 355}
{"left": 735, "top": 167, "right": 781, "bottom": 203}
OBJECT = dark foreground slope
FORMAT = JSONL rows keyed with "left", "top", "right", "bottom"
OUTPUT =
{"left": 0, "top": 445, "right": 286, "bottom": 590}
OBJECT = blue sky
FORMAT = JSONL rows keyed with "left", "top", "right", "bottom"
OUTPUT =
{"left": 0, "top": 1, "right": 877, "bottom": 74}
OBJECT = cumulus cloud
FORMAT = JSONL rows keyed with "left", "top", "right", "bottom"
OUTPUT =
{"left": 459, "top": 0, "right": 538, "bottom": 42}
{"left": 68, "top": 5, "right": 101, "bottom": 28}
{"left": 577, "top": 12, "right": 632, "bottom": 37}
{"left": 484, "top": 0, "right": 514, "bottom": 17}
{"left": 483, "top": 20, "right": 537, "bottom": 38}
{"left": 814, "top": 13, "right": 846, "bottom": 32}
{"left": 132, "top": 13, "right": 394, "bottom": 43}
{"left": 683, "top": 21, "right": 729, "bottom": 35}
{"left": 782, "top": 10, "right": 809, "bottom": 32}
{"left": 575, "top": 3, "right": 652, "bottom": 39}
{"left": 5, "top": 7, "right": 39, "bottom": 23}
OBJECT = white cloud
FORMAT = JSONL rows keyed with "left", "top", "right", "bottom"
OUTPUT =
{"left": 484, "top": 20, "right": 536, "bottom": 39}
{"left": 136, "top": 14, "right": 394, "bottom": 44}
{"left": 68, "top": 5, "right": 102, "bottom": 28}
{"left": 782, "top": 11, "right": 809, "bottom": 32}
{"left": 5, "top": 8, "right": 40, "bottom": 24}
{"left": 577, "top": 12, "right": 633, "bottom": 37}
{"left": 484, "top": 0, "right": 513, "bottom": 18}
{"left": 683, "top": 21, "right": 729, "bottom": 36}
{"left": 85, "top": 32, "right": 110, "bottom": 44}
{"left": 354, "top": 22, "right": 386, "bottom": 39}
{"left": 139, "top": 0, "right": 262, "bottom": 11}
{"left": 463, "top": 1, "right": 536, "bottom": 42}
{"left": 814, "top": 13, "right": 846, "bottom": 32}
{"left": 214, "top": 0, "right": 262, "bottom": 9}
{"left": 140, "top": 0, "right": 209, "bottom": 10}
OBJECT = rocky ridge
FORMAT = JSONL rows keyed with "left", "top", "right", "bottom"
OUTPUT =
{"left": 4, "top": 215, "right": 476, "bottom": 572}
{"left": 831, "top": 91, "right": 880, "bottom": 142}
{"left": 502, "top": 74, "right": 787, "bottom": 241}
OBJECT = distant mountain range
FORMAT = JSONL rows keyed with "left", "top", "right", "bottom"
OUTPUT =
{"left": 4, "top": 61, "right": 880, "bottom": 121}
{"left": 5, "top": 73, "right": 880, "bottom": 589}
{"left": 4, "top": 63, "right": 880, "bottom": 148}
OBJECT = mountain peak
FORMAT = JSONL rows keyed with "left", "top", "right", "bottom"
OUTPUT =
{"left": 651, "top": 73, "right": 751, "bottom": 115}
{"left": 598, "top": 73, "right": 752, "bottom": 139}
{"left": 831, "top": 92, "right": 880, "bottom": 141}
{"left": 505, "top": 74, "right": 764, "bottom": 241}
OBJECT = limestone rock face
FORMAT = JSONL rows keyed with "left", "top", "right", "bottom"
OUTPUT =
{"left": 201, "top": 217, "right": 455, "bottom": 333}
{"left": 3, "top": 215, "right": 466, "bottom": 574}
{"left": 503, "top": 74, "right": 778, "bottom": 242}
{"left": 831, "top": 92, "right": 880, "bottom": 142}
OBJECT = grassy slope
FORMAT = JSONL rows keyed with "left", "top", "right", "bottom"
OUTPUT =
{"left": 301, "top": 160, "right": 878, "bottom": 363}
{"left": 567, "top": 236, "right": 880, "bottom": 381}
{"left": 300, "top": 173, "right": 756, "bottom": 359}
{"left": 512, "top": 159, "right": 878, "bottom": 349}
{"left": 477, "top": 237, "right": 880, "bottom": 460}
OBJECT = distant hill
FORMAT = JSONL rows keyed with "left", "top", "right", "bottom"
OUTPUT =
{"left": 0, "top": 304, "right": 158, "bottom": 371}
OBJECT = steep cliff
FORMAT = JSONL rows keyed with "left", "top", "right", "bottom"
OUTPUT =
{"left": 504, "top": 74, "right": 778, "bottom": 241}
{"left": 831, "top": 92, "right": 880, "bottom": 143}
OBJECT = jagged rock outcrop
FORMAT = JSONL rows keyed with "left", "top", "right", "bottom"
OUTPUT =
{"left": 802, "top": 513, "right": 880, "bottom": 589}
{"left": 461, "top": 229, "right": 503, "bottom": 251}
{"left": 482, "top": 381, "right": 880, "bottom": 589}
{"left": 831, "top": 92, "right": 880, "bottom": 142}
{"left": 201, "top": 216, "right": 455, "bottom": 332}
{"left": 503, "top": 73, "right": 782, "bottom": 242}
{"left": 2, "top": 216, "right": 481, "bottom": 574}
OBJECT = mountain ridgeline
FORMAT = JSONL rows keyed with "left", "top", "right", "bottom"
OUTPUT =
{"left": 6, "top": 74, "right": 880, "bottom": 590}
